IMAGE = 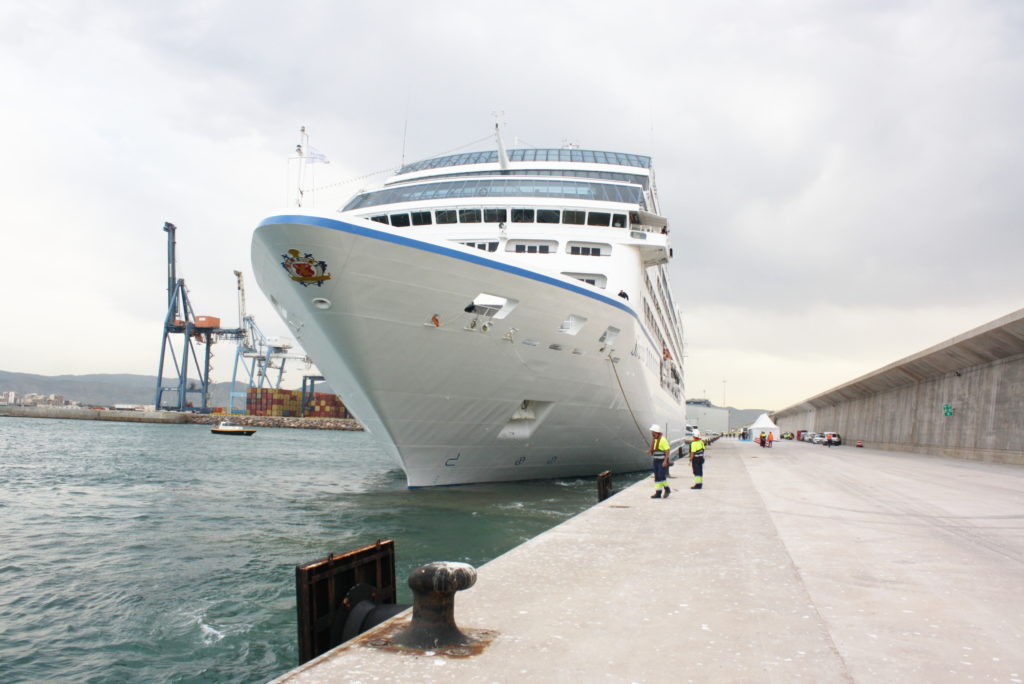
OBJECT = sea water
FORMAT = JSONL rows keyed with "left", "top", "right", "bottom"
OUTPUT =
{"left": 0, "top": 417, "right": 642, "bottom": 683}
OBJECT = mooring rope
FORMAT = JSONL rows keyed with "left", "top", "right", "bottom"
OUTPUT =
{"left": 607, "top": 351, "right": 649, "bottom": 444}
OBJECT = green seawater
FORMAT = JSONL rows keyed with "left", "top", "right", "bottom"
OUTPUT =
{"left": 0, "top": 417, "right": 641, "bottom": 683}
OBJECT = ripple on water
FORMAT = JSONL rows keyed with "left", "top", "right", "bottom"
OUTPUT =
{"left": 0, "top": 418, "right": 616, "bottom": 683}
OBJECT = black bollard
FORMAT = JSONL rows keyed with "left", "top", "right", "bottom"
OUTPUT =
{"left": 597, "top": 470, "right": 613, "bottom": 501}
{"left": 392, "top": 562, "right": 477, "bottom": 650}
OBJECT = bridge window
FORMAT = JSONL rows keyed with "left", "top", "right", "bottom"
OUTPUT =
{"left": 587, "top": 212, "right": 611, "bottom": 227}
{"left": 390, "top": 213, "right": 410, "bottom": 227}
{"left": 537, "top": 209, "right": 560, "bottom": 224}
{"left": 343, "top": 177, "right": 647, "bottom": 211}
{"left": 397, "top": 149, "right": 651, "bottom": 174}
{"left": 484, "top": 208, "right": 507, "bottom": 223}
{"left": 563, "top": 210, "right": 585, "bottom": 225}
{"left": 512, "top": 208, "right": 535, "bottom": 223}
{"left": 459, "top": 209, "right": 482, "bottom": 223}
{"left": 436, "top": 209, "right": 457, "bottom": 224}
{"left": 370, "top": 215, "right": 389, "bottom": 224}
{"left": 411, "top": 211, "right": 432, "bottom": 226}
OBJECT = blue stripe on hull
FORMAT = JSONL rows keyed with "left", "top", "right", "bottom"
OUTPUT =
{"left": 258, "top": 213, "right": 638, "bottom": 315}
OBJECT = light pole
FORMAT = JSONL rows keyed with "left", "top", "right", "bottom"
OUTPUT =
{"left": 723, "top": 380, "right": 727, "bottom": 407}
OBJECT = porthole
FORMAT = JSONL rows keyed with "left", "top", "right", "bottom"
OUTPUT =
{"left": 312, "top": 298, "right": 331, "bottom": 310}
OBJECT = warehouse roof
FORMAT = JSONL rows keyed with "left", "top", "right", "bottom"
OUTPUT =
{"left": 774, "top": 307, "right": 1024, "bottom": 413}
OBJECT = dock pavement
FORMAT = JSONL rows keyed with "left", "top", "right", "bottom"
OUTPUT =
{"left": 272, "top": 439, "right": 1024, "bottom": 683}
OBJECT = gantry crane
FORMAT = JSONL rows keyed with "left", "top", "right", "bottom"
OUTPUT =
{"left": 226, "top": 270, "right": 310, "bottom": 414}
{"left": 153, "top": 222, "right": 245, "bottom": 412}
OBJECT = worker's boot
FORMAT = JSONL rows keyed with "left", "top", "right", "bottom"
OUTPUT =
{"left": 664, "top": 486, "right": 671, "bottom": 498}
{"left": 691, "top": 483, "right": 702, "bottom": 489}
{"left": 650, "top": 490, "right": 662, "bottom": 498}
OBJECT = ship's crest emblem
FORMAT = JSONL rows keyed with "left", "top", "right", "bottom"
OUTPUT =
{"left": 281, "top": 249, "right": 332, "bottom": 287}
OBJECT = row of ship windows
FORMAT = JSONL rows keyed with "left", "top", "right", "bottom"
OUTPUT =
{"left": 461, "top": 241, "right": 607, "bottom": 257}
{"left": 344, "top": 178, "right": 645, "bottom": 211}
{"left": 410, "top": 168, "right": 650, "bottom": 190}
{"left": 398, "top": 148, "right": 651, "bottom": 173}
{"left": 464, "top": 251, "right": 608, "bottom": 289}
{"left": 370, "top": 208, "right": 629, "bottom": 228}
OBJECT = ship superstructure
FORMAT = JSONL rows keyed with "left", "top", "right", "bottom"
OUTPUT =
{"left": 252, "top": 129, "right": 686, "bottom": 485}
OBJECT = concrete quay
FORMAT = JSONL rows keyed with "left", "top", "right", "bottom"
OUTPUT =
{"left": 0, "top": 405, "right": 189, "bottom": 423}
{"left": 273, "top": 438, "right": 1024, "bottom": 683}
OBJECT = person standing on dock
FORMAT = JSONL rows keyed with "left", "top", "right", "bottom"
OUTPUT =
{"left": 689, "top": 433, "right": 706, "bottom": 489}
{"left": 767, "top": 431, "right": 774, "bottom": 448}
{"left": 648, "top": 425, "right": 671, "bottom": 499}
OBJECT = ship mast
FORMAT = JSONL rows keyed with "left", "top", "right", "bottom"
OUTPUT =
{"left": 294, "top": 125, "right": 309, "bottom": 207}
{"left": 494, "top": 120, "right": 510, "bottom": 170}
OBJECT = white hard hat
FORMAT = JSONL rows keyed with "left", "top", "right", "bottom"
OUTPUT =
{"left": 693, "top": 429, "right": 701, "bottom": 437}
{"left": 649, "top": 424, "right": 661, "bottom": 433}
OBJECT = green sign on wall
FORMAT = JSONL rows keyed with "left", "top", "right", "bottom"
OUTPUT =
{"left": 943, "top": 403, "right": 954, "bottom": 417}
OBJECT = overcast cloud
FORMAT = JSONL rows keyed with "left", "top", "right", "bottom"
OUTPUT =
{"left": 1, "top": 0, "right": 1021, "bottom": 409}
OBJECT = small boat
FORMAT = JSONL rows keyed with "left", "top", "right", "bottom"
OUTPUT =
{"left": 211, "top": 421, "right": 256, "bottom": 436}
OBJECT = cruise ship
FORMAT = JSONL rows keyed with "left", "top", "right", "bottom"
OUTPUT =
{"left": 251, "top": 128, "right": 686, "bottom": 486}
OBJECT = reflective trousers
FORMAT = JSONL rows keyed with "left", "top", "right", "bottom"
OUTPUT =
{"left": 691, "top": 455, "right": 704, "bottom": 478}
{"left": 652, "top": 457, "right": 667, "bottom": 487}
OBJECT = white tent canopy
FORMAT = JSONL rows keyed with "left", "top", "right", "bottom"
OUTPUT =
{"left": 747, "top": 413, "right": 780, "bottom": 440}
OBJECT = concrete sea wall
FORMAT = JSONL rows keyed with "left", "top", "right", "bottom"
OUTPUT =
{"left": 187, "top": 413, "right": 362, "bottom": 431}
{"left": 774, "top": 308, "right": 1024, "bottom": 465}
{"left": 0, "top": 406, "right": 190, "bottom": 423}
{"left": 0, "top": 405, "right": 363, "bottom": 431}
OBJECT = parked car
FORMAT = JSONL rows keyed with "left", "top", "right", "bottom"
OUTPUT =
{"left": 804, "top": 432, "right": 818, "bottom": 443}
{"left": 821, "top": 432, "right": 842, "bottom": 445}
{"left": 811, "top": 433, "right": 826, "bottom": 444}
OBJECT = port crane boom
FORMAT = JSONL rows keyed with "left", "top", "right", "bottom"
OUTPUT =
{"left": 227, "top": 270, "right": 309, "bottom": 414}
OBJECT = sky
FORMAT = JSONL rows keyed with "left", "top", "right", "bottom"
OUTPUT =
{"left": 1, "top": 0, "right": 1021, "bottom": 410}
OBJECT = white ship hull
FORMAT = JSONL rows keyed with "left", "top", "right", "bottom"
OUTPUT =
{"left": 252, "top": 212, "right": 686, "bottom": 486}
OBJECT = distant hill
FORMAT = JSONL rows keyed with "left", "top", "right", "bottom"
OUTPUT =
{"left": 0, "top": 370, "right": 327, "bottom": 409}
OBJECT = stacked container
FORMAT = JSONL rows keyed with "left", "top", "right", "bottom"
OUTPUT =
{"left": 246, "top": 388, "right": 348, "bottom": 418}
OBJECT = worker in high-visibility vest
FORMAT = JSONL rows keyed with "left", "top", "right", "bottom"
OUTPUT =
{"left": 648, "top": 424, "right": 671, "bottom": 499}
{"left": 689, "top": 432, "right": 707, "bottom": 489}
